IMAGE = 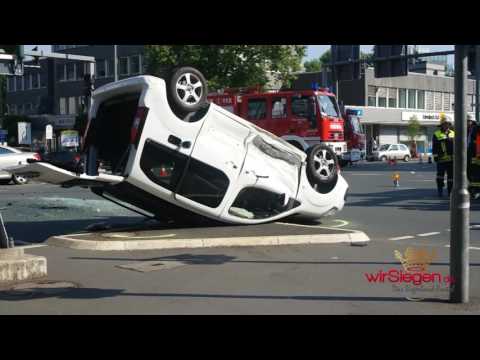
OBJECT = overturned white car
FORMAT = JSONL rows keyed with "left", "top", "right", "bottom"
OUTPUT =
{"left": 12, "top": 67, "right": 348, "bottom": 225}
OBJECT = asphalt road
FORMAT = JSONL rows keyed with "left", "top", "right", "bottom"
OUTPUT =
{"left": 1, "top": 160, "right": 480, "bottom": 314}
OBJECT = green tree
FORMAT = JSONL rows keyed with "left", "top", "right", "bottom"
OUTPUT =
{"left": 144, "top": 45, "right": 307, "bottom": 90}
{"left": 303, "top": 58, "right": 322, "bottom": 72}
{"left": 407, "top": 115, "right": 421, "bottom": 157}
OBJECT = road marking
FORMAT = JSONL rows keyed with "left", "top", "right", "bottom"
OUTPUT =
{"left": 327, "top": 219, "right": 350, "bottom": 228}
{"left": 389, "top": 236, "right": 415, "bottom": 241}
{"left": 105, "top": 233, "right": 176, "bottom": 240}
{"left": 348, "top": 173, "right": 382, "bottom": 176}
{"left": 417, "top": 232, "right": 441, "bottom": 237}
{"left": 13, "top": 240, "right": 48, "bottom": 249}
{"left": 444, "top": 245, "right": 480, "bottom": 251}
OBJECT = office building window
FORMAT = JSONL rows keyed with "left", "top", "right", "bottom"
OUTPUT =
{"left": 8, "top": 77, "right": 15, "bottom": 92}
{"left": 9, "top": 104, "right": 16, "bottom": 115}
{"left": 108, "top": 59, "right": 115, "bottom": 78}
{"left": 96, "top": 59, "right": 107, "bottom": 78}
{"left": 434, "top": 92, "right": 442, "bottom": 111}
{"left": 399, "top": 89, "right": 407, "bottom": 108}
{"left": 16, "top": 76, "right": 23, "bottom": 91}
{"left": 426, "top": 91, "right": 434, "bottom": 110}
{"left": 377, "top": 87, "right": 387, "bottom": 107}
{"left": 470, "top": 94, "right": 475, "bottom": 112}
{"left": 367, "top": 86, "right": 377, "bottom": 107}
{"left": 57, "top": 63, "right": 65, "bottom": 81}
{"left": 40, "top": 72, "right": 47, "bottom": 88}
{"left": 130, "top": 55, "right": 140, "bottom": 74}
{"left": 388, "top": 88, "right": 397, "bottom": 108}
{"left": 66, "top": 63, "right": 75, "bottom": 81}
{"left": 24, "top": 74, "right": 31, "bottom": 90}
{"left": 32, "top": 72, "right": 39, "bottom": 89}
{"left": 76, "top": 63, "right": 85, "bottom": 80}
{"left": 69, "top": 97, "right": 76, "bottom": 115}
{"left": 119, "top": 57, "right": 129, "bottom": 75}
{"left": 407, "top": 89, "right": 416, "bottom": 109}
{"left": 25, "top": 103, "right": 32, "bottom": 113}
{"left": 443, "top": 93, "right": 451, "bottom": 111}
{"left": 417, "top": 90, "right": 425, "bottom": 109}
{"left": 59, "top": 97, "right": 67, "bottom": 115}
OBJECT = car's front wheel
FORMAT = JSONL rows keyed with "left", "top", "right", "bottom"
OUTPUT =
{"left": 306, "top": 144, "right": 339, "bottom": 193}
{"left": 12, "top": 174, "right": 29, "bottom": 185}
{"left": 167, "top": 66, "right": 208, "bottom": 119}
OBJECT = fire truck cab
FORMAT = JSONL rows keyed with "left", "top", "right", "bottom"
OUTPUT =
{"left": 208, "top": 88, "right": 348, "bottom": 159}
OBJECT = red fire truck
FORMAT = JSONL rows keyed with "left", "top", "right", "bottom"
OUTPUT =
{"left": 208, "top": 87, "right": 353, "bottom": 163}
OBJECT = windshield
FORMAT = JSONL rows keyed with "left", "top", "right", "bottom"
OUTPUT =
{"left": 318, "top": 95, "right": 339, "bottom": 117}
{"left": 349, "top": 116, "right": 363, "bottom": 133}
{"left": 378, "top": 144, "right": 390, "bottom": 151}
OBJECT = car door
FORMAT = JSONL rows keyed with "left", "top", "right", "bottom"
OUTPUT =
{"left": 389, "top": 145, "right": 400, "bottom": 159}
{"left": 173, "top": 106, "right": 252, "bottom": 218}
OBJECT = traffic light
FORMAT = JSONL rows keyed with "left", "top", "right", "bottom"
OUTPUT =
{"left": 331, "top": 45, "right": 361, "bottom": 81}
{"left": 373, "top": 45, "right": 408, "bottom": 78}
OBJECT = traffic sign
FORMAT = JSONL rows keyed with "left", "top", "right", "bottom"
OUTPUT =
{"left": 46, "top": 125, "right": 53, "bottom": 140}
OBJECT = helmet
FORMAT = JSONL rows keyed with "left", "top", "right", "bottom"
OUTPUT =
{"left": 439, "top": 113, "right": 451, "bottom": 126}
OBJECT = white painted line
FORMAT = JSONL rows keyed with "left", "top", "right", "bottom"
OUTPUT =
{"left": 389, "top": 236, "right": 415, "bottom": 241}
{"left": 13, "top": 240, "right": 48, "bottom": 249}
{"left": 106, "top": 233, "right": 176, "bottom": 240}
{"left": 417, "top": 232, "right": 441, "bottom": 237}
{"left": 444, "top": 245, "right": 480, "bottom": 250}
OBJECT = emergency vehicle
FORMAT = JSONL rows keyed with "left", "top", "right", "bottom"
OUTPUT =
{"left": 208, "top": 87, "right": 349, "bottom": 160}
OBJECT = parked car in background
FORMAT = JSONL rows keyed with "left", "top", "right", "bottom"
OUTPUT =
{"left": 372, "top": 144, "right": 411, "bottom": 162}
{"left": 10, "top": 67, "right": 348, "bottom": 225}
{"left": 0, "top": 145, "right": 41, "bottom": 185}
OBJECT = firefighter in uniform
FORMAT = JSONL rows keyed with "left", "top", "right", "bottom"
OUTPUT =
{"left": 468, "top": 119, "right": 480, "bottom": 199}
{"left": 432, "top": 114, "right": 455, "bottom": 197}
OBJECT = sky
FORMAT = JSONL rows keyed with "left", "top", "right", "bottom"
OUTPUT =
{"left": 306, "top": 45, "right": 455, "bottom": 63}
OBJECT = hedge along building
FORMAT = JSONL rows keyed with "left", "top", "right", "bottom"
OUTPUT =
{"left": 293, "top": 66, "right": 476, "bottom": 154}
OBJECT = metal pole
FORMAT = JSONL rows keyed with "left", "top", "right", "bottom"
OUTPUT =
{"left": 0, "top": 212, "right": 9, "bottom": 249}
{"left": 450, "top": 45, "right": 470, "bottom": 303}
{"left": 114, "top": 45, "right": 118, "bottom": 82}
{"left": 476, "top": 45, "right": 480, "bottom": 124}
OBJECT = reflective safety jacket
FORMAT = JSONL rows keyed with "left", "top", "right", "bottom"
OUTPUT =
{"left": 470, "top": 126, "right": 480, "bottom": 166}
{"left": 432, "top": 129, "right": 454, "bottom": 163}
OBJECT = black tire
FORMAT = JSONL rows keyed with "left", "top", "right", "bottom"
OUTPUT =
{"left": 380, "top": 155, "right": 387, "bottom": 162}
{"left": 306, "top": 144, "right": 339, "bottom": 192}
{"left": 404, "top": 155, "right": 410, "bottom": 162}
{"left": 167, "top": 67, "right": 208, "bottom": 118}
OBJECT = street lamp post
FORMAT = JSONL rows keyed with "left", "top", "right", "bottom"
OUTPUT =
{"left": 450, "top": 45, "right": 470, "bottom": 303}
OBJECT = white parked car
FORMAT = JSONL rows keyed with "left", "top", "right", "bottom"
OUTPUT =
{"left": 373, "top": 144, "right": 411, "bottom": 162}
{"left": 10, "top": 67, "right": 348, "bottom": 225}
{"left": 0, "top": 145, "right": 41, "bottom": 185}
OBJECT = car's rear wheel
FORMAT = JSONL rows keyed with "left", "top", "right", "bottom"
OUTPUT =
{"left": 306, "top": 144, "right": 339, "bottom": 193}
{"left": 12, "top": 174, "right": 29, "bottom": 185}
{"left": 380, "top": 155, "right": 387, "bottom": 162}
{"left": 167, "top": 66, "right": 208, "bottom": 119}
{"left": 404, "top": 155, "right": 410, "bottom": 162}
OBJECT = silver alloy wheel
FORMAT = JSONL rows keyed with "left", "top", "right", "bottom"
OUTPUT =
{"left": 313, "top": 148, "right": 336, "bottom": 179}
{"left": 175, "top": 73, "right": 203, "bottom": 106}
{"left": 13, "top": 174, "right": 28, "bottom": 185}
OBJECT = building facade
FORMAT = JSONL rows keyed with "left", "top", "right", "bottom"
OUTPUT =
{"left": 4, "top": 45, "right": 145, "bottom": 149}
{"left": 294, "top": 66, "right": 476, "bottom": 154}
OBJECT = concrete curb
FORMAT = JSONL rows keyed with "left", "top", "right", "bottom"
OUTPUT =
{"left": 46, "top": 227, "right": 370, "bottom": 251}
